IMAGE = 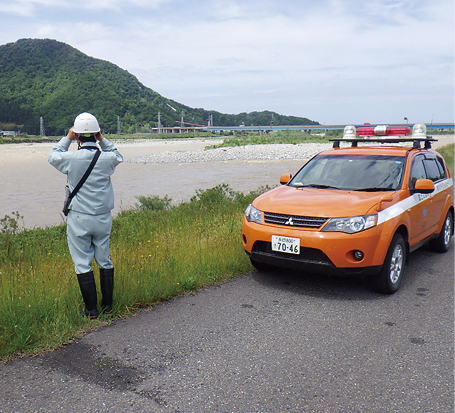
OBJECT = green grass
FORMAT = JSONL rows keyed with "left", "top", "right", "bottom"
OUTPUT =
{"left": 207, "top": 129, "right": 339, "bottom": 149}
{"left": 436, "top": 144, "right": 454, "bottom": 176}
{"left": 0, "top": 132, "right": 226, "bottom": 144}
{"left": 0, "top": 185, "right": 260, "bottom": 360}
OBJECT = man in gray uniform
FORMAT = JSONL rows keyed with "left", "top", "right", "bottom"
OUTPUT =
{"left": 48, "top": 112, "right": 123, "bottom": 319}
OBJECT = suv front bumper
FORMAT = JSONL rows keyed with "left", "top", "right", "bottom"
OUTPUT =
{"left": 242, "top": 217, "right": 392, "bottom": 276}
{"left": 246, "top": 240, "right": 382, "bottom": 277}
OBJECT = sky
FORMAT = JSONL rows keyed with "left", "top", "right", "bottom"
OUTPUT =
{"left": 0, "top": 0, "right": 453, "bottom": 126}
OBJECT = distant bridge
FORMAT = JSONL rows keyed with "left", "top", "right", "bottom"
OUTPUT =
{"left": 150, "top": 123, "right": 454, "bottom": 134}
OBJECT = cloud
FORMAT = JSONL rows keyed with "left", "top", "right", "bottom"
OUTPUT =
{"left": 76, "top": 0, "right": 170, "bottom": 11}
{"left": 0, "top": 0, "right": 59, "bottom": 16}
{"left": 1, "top": 0, "right": 187, "bottom": 16}
{"left": 0, "top": 0, "right": 452, "bottom": 123}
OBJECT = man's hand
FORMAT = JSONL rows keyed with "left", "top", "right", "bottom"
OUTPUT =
{"left": 66, "top": 128, "right": 78, "bottom": 141}
{"left": 96, "top": 132, "right": 104, "bottom": 141}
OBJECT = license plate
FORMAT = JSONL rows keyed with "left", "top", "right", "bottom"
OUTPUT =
{"left": 271, "top": 235, "right": 300, "bottom": 255}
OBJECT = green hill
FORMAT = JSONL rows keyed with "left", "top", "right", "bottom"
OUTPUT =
{"left": 0, "top": 38, "right": 319, "bottom": 135}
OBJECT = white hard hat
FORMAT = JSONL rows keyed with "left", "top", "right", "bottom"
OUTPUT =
{"left": 73, "top": 112, "right": 100, "bottom": 134}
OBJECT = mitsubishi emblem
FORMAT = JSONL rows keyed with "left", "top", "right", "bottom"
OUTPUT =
{"left": 285, "top": 217, "right": 294, "bottom": 225}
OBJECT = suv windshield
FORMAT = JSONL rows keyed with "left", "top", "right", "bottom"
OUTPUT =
{"left": 289, "top": 154, "right": 405, "bottom": 191}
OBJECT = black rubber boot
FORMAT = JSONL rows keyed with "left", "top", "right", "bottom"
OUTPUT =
{"left": 100, "top": 267, "right": 114, "bottom": 314}
{"left": 77, "top": 271, "right": 98, "bottom": 319}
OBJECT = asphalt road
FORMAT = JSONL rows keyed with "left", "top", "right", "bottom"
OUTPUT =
{"left": 1, "top": 243, "right": 453, "bottom": 413}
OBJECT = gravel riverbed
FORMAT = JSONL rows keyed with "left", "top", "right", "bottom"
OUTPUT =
{"left": 127, "top": 142, "right": 333, "bottom": 164}
{"left": 125, "top": 134, "right": 454, "bottom": 164}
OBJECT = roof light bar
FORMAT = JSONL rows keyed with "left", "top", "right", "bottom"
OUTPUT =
{"left": 342, "top": 124, "right": 428, "bottom": 139}
{"left": 336, "top": 123, "right": 433, "bottom": 148}
{"left": 356, "top": 125, "right": 411, "bottom": 137}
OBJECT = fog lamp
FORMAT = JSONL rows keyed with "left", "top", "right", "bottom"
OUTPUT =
{"left": 353, "top": 250, "right": 364, "bottom": 261}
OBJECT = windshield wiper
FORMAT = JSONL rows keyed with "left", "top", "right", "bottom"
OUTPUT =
{"left": 353, "top": 187, "right": 395, "bottom": 192}
{"left": 300, "top": 184, "right": 340, "bottom": 190}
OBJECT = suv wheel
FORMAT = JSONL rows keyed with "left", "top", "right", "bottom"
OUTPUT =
{"left": 429, "top": 211, "right": 453, "bottom": 253}
{"left": 372, "top": 233, "right": 406, "bottom": 294}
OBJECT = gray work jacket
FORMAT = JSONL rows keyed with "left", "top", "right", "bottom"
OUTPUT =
{"left": 48, "top": 137, "right": 123, "bottom": 215}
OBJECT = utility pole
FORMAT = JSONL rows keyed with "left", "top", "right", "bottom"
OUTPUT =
{"left": 117, "top": 116, "right": 121, "bottom": 134}
{"left": 181, "top": 111, "right": 184, "bottom": 127}
{"left": 208, "top": 114, "right": 213, "bottom": 127}
{"left": 157, "top": 112, "right": 162, "bottom": 133}
{"left": 40, "top": 116, "right": 46, "bottom": 138}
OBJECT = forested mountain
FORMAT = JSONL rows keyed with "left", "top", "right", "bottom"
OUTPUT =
{"left": 0, "top": 39, "right": 318, "bottom": 135}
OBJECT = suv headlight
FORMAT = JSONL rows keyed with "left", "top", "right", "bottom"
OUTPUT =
{"left": 245, "top": 204, "right": 262, "bottom": 224}
{"left": 322, "top": 214, "right": 377, "bottom": 234}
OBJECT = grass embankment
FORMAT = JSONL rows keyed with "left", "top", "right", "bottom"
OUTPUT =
{"left": 0, "top": 132, "right": 225, "bottom": 144}
{"left": 207, "top": 129, "right": 454, "bottom": 149}
{"left": 0, "top": 185, "right": 260, "bottom": 361}
{"left": 436, "top": 144, "right": 454, "bottom": 176}
{"left": 207, "top": 129, "right": 338, "bottom": 148}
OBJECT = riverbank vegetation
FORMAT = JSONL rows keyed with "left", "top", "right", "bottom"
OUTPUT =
{"left": 0, "top": 129, "right": 328, "bottom": 144}
{"left": 437, "top": 144, "right": 454, "bottom": 175}
{"left": 2, "top": 128, "right": 451, "bottom": 146}
{"left": 207, "top": 129, "right": 338, "bottom": 148}
{"left": 0, "top": 131, "right": 226, "bottom": 144}
{"left": 0, "top": 185, "right": 261, "bottom": 361}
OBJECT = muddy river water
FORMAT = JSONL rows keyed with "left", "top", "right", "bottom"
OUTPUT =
{"left": 0, "top": 139, "right": 306, "bottom": 229}
{"left": 1, "top": 136, "right": 452, "bottom": 229}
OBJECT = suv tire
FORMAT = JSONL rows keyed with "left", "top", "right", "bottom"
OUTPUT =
{"left": 372, "top": 233, "right": 406, "bottom": 294}
{"left": 429, "top": 211, "right": 453, "bottom": 253}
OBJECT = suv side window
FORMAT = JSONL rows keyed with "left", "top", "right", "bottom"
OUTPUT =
{"left": 435, "top": 156, "right": 448, "bottom": 179}
{"left": 423, "top": 156, "right": 445, "bottom": 182}
{"left": 409, "top": 155, "right": 426, "bottom": 189}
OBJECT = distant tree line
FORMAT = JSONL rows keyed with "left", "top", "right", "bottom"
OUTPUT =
{"left": 0, "top": 39, "right": 319, "bottom": 135}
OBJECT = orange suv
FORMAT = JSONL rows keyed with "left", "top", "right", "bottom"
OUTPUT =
{"left": 242, "top": 124, "right": 454, "bottom": 293}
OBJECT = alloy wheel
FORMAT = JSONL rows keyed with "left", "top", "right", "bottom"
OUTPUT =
{"left": 443, "top": 215, "right": 452, "bottom": 247}
{"left": 389, "top": 244, "right": 404, "bottom": 284}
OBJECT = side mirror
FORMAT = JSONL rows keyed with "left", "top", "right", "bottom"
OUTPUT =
{"left": 377, "top": 194, "right": 394, "bottom": 212}
{"left": 280, "top": 173, "right": 292, "bottom": 185}
{"left": 414, "top": 178, "right": 434, "bottom": 194}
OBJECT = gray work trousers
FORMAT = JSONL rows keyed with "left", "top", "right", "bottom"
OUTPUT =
{"left": 67, "top": 210, "right": 113, "bottom": 274}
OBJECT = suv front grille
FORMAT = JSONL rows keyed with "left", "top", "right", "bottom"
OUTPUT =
{"left": 264, "top": 212, "right": 327, "bottom": 229}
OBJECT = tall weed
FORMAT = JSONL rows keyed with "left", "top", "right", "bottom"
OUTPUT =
{"left": 436, "top": 144, "right": 454, "bottom": 176}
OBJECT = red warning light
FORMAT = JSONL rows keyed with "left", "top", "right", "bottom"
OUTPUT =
{"left": 356, "top": 125, "right": 411, "bottom": 136}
